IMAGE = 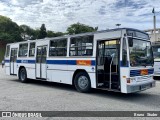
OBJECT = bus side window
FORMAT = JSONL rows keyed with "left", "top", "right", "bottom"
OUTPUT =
{"left": 5, "top": 45, "right": 10, "bottom": 57}
{"left": 49, "top": 39, "right": 67, "bottom": 56}
{"left": 122, "top": 38, "right": 127, "bottom": 66}
{"left": 70, "top": 35, "right": 93, "bottom": 56}
{"left": 19, "top": 43, "right": 28, "bottom": 57}
{"left": 29, "top": 42, "right": 35, "bottom": 57}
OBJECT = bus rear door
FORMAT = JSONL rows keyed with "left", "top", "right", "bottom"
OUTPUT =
{"left": 36, "top": 46, "right": 47, "bottom": 79}
{"left": 10, "top": 48, "right": 18, "bottom": 75}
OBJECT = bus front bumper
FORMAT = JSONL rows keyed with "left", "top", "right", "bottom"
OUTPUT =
{"left": 126, "top": 80, "right": 156, "bottom": 93}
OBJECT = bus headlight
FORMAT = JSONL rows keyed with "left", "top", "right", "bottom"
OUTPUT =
{"left": 127, "top": 78, "right": 136, "bottom": 83}
{"left": 126, "top": 78, "right": 130, "bottom": 83}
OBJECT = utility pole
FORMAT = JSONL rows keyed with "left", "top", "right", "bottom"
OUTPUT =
{"left": 152, "top": 8, "right": 156, "bottom": 42}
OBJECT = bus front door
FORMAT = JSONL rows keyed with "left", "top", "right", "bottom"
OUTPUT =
{"left": 36, "top": 46, "right": 47, "bottom": 79}
{"left": 10, "top": 48, "right": 18, "bottom": 75}
{"left": 97, "top": 40, "right": 120, "bottom": 90}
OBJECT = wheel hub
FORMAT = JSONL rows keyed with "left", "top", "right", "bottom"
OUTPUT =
{"left": 78, "top": 76, "right": 88, "bottom": 89}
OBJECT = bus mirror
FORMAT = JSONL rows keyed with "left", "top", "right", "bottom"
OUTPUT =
{"left": 128, "top": 38, "right": 133, "bottom": 47}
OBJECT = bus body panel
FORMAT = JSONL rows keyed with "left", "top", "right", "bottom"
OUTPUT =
{"left": 46, "top": 57, "right": 96, "bottom": 88}
{"left": 94, "top": 30, "right": 122, "bottom": 41}
{"left": 120, "top": 67, "right": 130, "bottom": 93}
{"left": 5, "top": 59, "right": 10, "bottom": 75}
{"left": 17, "top": 58, "right": 36, "bottom": 79}
{"left": 4, "top": 28, "right": 155, "bottom": 93}
{"left": 127, "top": 67, "right": 154, "bottom": 93}
{"left": 154, "top": 60, "right": 160, "bottom": 76}
{"left": 46, "top": 58, "right": 70, "bottom": 84}
{"left": 151, "top": 43, "right": 160, "bottom": 76}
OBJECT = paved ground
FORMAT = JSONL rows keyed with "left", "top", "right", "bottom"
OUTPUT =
{"left": 0, "top": 65, "right": 160, "bottom": 120}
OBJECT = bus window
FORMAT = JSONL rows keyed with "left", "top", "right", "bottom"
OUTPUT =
{"left": 5, "top": 45, "right": 10, "bottom": 57}
{"left": 70, "top": 35, "right": 93, "bottom": 56}
{"left": 49, "top": 39, "right": 67, "bottom": 56}
{"left": 29, "top": 42, "right": 35, "bottom": 57}
{"left": 19, "top": 43, "right": 28, "bottom": 57}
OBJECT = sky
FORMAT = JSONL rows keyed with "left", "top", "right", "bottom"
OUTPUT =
{"left": 0, "top": 0, "right": 160, "bottom": 32}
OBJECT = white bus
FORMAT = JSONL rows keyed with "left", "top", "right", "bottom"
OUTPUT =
{"left": 4, "top": 28, "right": 155, "bottom": 93}
{"left": 152, "top": 42, "right": 160, "bottom": 77}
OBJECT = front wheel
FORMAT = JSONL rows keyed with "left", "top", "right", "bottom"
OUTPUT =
{"left": 74, "top": 72, "right": 91, "bottom": 93}
{"left": 19, "top": 68, "right": 28, "bottom": 83}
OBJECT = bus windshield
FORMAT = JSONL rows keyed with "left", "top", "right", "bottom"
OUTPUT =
{"left": 129, "top": 39, "right": 153, "bottom": 67}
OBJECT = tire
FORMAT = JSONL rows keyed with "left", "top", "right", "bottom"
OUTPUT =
{"left": 19, "top": 68, "right": 28, "bottom": 83}
{"left": 74, "top": 72, "right": 91, "bottom": 93}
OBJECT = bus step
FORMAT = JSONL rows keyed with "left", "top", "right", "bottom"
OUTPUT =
{"left": 103, "top": 82, "right": 120, "bottom": 89}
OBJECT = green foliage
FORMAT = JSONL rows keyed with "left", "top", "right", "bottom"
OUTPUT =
{"left": 47, "top": 30, "right": 56, "bottom": 37}
{"left": 54, "top": 32, "right": 64, "bottom": 37}
{"left": 0, "top": 15, "right": 23, "bottom": 42}
{"left": 0, "top": 15, "right": 99, "bottom": 42}
{"left": 38, "top": 24, "right": 47, "bottom": 39}
{"left": 32, "top": 29, "right": 40, "bottom": 39}
{"left": 67, "top": 22, "right": 98, "bottom": 35}
{"left": 47, "top": 31, "right": 64, "bottom": 38}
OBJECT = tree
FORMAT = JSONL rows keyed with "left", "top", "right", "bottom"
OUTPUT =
{"left": 67, "top": 22, "right": 98, "bottom": 35}
{"left": 54, "top": 32, "right": 64, "bottom": 37}
{"left": 47, "top": 31, "right": 64, "bottom": 38}
{"left": 32, "top": 29, "right": 40, "bottom": 39}
{"left": 47, "top": 30, "right": 56, "bottom": 37}
{"left": 38, "top": 24, "right": 47, "bottom": 39}
{"left": 20, "top": 25, "right": 36, "bottom": 40}
{"left": 0, "top": 15, "right": 23, "bottom": 42}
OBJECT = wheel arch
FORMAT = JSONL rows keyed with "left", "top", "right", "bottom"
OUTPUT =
{"left": 72, "top": 69, "right": 89, "bottom": 85}
{"left": 18, "top": 66, "right": 26, "bottom": 78}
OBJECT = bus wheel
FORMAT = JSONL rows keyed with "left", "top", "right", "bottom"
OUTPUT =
{"left": 74, "top": 72, "right": 91, "bottom": 93}
{"left": 19, "top": 68, "right": 27, "bottom": 83}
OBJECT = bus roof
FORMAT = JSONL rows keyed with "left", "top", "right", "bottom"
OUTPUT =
{"left": 7, "top": 28, "right": 148, "bottom": 45}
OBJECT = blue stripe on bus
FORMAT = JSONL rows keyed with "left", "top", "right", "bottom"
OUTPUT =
{"left": 5, "top": 60, "right": 10, "bottom": 63}
{"left": 47, "top": 60, "right": 68, "bottom": 65}
{"left": 91, "top": 60, "right": 96, "bottom": 66}
{"left": 15, "top": 59, "right": 96, "bottom": 66}
{"left": 130, "top": 69, "right": 154, "bottom": 77}
{"left": 47, "top": 60, "right": 96, "bottom": 66}
{"left": 16, "top": 60, "right": 36, "bottom": 64}
{"left": 67, "top": 60, "right": 77, "bottom": 65}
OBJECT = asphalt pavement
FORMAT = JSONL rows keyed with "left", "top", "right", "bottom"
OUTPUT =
{"left": 0, "top": 65, "right": 160, "bottom": 120}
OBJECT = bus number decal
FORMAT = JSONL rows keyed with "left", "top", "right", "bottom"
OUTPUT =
{"left": 76, "top": 60, "right": 91, "bottom": 66}
{"left": 140, "top": 69, "right": 148, "bottom": 75}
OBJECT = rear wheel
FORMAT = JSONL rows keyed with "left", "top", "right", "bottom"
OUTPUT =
{"left": 19, "top": 68, "right": 28, "bottom": 83}
{"left": 74, "top": 72, "right": 91, "bottom": 93}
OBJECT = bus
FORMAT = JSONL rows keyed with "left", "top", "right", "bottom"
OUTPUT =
{"left": 152, "top": 42, "right": 160, "bottom": 77}
{"left": 4, "top": 28, "right": 155, "bottom": 93}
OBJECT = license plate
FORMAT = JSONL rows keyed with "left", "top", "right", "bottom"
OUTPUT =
{"left": 141, "top": 84, "right": 150, "bottom": 90}
{"left": 140, "top": 69, "right": 148, "bottom": 75}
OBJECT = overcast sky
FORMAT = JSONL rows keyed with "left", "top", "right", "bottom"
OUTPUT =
{"left": 0, "top": 0, "right": 160, "bottom": 32}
